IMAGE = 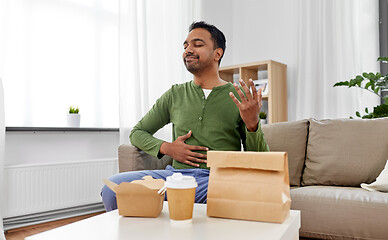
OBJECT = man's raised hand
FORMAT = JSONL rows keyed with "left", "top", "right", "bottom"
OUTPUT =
{"left": 159, "top": 130, "right": 208, "bottom": 167}
{"left": 229, "top": 79, "right": 263, "bottom": 132}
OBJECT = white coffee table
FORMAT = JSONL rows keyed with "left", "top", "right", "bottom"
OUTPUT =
{"left": 26, "top": 202, "right": 300, "bottom": 240}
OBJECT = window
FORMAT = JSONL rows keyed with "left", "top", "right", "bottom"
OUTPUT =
{"left": 1, "top": 0, "right": 119, "bottom": 127}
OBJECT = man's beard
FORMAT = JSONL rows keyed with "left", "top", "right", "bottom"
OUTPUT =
{"left": 184, "top": 55, "right": 203, "bottom": 74}
{"left": 185, "top": 62, "right": 201, "bottom": 74}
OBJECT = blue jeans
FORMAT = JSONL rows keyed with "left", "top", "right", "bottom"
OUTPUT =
{"left": 101, "top": 165, "right": 209, "bottom": 211}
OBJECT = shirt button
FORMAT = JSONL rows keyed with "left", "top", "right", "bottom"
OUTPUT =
{"left": 199, "top": 117, "right": 203, "bottom": 120}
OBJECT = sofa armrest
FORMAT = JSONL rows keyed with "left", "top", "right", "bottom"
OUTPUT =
{"left": 118, "top": 144, "right": 173, "bottom": 173}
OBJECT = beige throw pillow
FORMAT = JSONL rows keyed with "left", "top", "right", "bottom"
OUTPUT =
{"left": 302, "top": 118, "right": 388, "bottom": 187}
{"left": 262, "top": 119, "right": 309, "bottom": 186}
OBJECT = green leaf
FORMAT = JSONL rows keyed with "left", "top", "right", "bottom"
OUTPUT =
{"left": 355, "top": 76, "right": 364, "bottom": 87}
{"left": 333, "top": 81, "right": 349, "bottom": 87}
{"left": 356, "top": 111, "right": 361, "bottom": 117}
{"left": 355, "top": 75, "right": 364, "bottom": 81}
{"left": 375, "top": 86, "right": 380, "bottom": 94}
{"left": 378, "top": 57, "right": 388, "bottom": 63}
{"left": 365, "top": 82, "right": 371, "bottom": 90}
{"left": 259, "top": 111, "right": 267, "bottom": 119}
{"left": 349, "top": 78, "right": 358, "bottom": 87}
{"left": 350, "top": 116, "right": 353, "bottom": 119}
{"left": 362, "top": 113, "right": 374, "bottom": 119}
{"left": 365, "top": 107, "right": 369, "bottom": 114}
{"left": 373, "top": 104, "right": 388, "bottom": 118}
{"left": 69, "top": 106, "right": 79, "bottom": 114}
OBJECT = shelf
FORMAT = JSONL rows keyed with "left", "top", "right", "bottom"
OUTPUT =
{"left": 6, "top": 127, "right": 119, "bottom": 132}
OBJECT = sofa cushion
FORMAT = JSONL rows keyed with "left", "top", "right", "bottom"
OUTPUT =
{"left": 291, "top": 186, "right": 388, "bottom": 239}
{"left": 118, "top": 145, "right": 173, "bottom": 173}
{"left": 261, "top": 119, "right": 309, "bottom": 186}
{"left": 302, "top": 118, "right": 388, "bottom": 186}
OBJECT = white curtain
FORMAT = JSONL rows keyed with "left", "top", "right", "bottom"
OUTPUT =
{"left": 0, "top": 79, "right": 5, "bottom": 240}
{"left": 295, "top": 0, "right": 380, "bottom": 120}
{"left": 119, "top": 0, "right": 201, "bottom": 144}
{"left": 1, "top": 0, "right": 6, "bottom": 237}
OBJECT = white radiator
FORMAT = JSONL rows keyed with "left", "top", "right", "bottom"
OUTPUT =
{"left": 3, "top": 159, "right": 118, "bottom": 218}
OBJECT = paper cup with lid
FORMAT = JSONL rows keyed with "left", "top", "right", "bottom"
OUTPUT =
{"left": 165, "top": 173, "right": 198, "bottom": 221}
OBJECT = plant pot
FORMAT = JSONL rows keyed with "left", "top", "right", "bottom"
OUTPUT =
{"left": 67, "top": 114, "right": 80, "bottom": 127}
{"left": 260, "top": 119, "right": 267, "bottom": 125}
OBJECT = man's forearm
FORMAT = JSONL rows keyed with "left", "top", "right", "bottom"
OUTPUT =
{"left": 130, "top": 127, "right": 165, "bottom": 158}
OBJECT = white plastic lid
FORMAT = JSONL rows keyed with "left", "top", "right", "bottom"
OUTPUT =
{"left": 165, "top": 173, "right": 198, "bottom": 189}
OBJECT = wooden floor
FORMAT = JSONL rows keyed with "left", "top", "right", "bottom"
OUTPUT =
{"left": 4, "top": 212, "right": 104, "bottom": 240}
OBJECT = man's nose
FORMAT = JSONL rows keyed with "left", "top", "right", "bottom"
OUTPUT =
{"left": 185, "top": 46, "right": 194, "bottom": 55}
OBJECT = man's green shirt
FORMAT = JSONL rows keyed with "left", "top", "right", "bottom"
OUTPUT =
{"left": 129, "top": 80, "right": 269, "bottom": 169}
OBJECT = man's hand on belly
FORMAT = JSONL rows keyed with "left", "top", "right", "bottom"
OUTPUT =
{"left": 159, "top": 130, "right": 208, "bottom": 167}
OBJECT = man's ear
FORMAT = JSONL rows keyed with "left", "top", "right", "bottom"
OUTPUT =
{"left": 214, "top": 48, "right": 223, "bottom": 62}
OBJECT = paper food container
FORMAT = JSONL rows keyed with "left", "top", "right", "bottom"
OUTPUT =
{"left": 206, "top": 151, "right": 291, "bottom": 223}
{"left": 104, "top": 176, "right": 165, "bottom": 217}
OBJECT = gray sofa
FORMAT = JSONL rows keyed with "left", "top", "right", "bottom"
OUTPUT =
{"left": 118, "top": 118, "right": 388, "bottom": 239}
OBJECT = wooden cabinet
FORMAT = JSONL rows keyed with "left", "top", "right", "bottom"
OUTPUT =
{"left": 219, "top": 60, "right": 287, "bottom": 124}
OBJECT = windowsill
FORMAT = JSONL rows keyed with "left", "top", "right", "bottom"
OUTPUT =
{"left": 5, "top": 127, "right": 119, "bottom": 132}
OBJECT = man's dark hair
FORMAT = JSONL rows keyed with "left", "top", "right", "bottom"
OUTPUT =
{"left": 189, "top": 21, "right": 226, "bottom": 65}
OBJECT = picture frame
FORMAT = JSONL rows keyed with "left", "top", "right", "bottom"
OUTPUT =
{"left": 253, "top": 79, "right": 268, "bottom": 95}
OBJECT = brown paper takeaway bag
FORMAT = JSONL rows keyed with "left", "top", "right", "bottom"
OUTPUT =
{"left": 207, "top": 151, "right": 291, "bottom": 223}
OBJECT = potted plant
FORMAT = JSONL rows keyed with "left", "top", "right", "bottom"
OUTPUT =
{"left": 333, "top": 57, "right": 388, "bottom": 119}
{"left": 67, "top": 106, "right": 80, "bottom": 127}
{"left": 259, "top": 111, "right": 267, "bottom": 125}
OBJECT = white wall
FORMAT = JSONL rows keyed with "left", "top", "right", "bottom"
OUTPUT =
{"left": 5, "top": 131, "right": 119, "bottom": 166}
{"left": 201, "top": 0, "right": 380, "bottom": 121}
{"left": 201, "top": 0, "right": 299, "bottom": 120}
{"left": 3, "top": 130, "right": 119, "bottom": 218}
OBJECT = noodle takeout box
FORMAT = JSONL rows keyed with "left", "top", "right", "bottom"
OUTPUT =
{"left": 104, "top": 176, "right": 165, "bottom": 217}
